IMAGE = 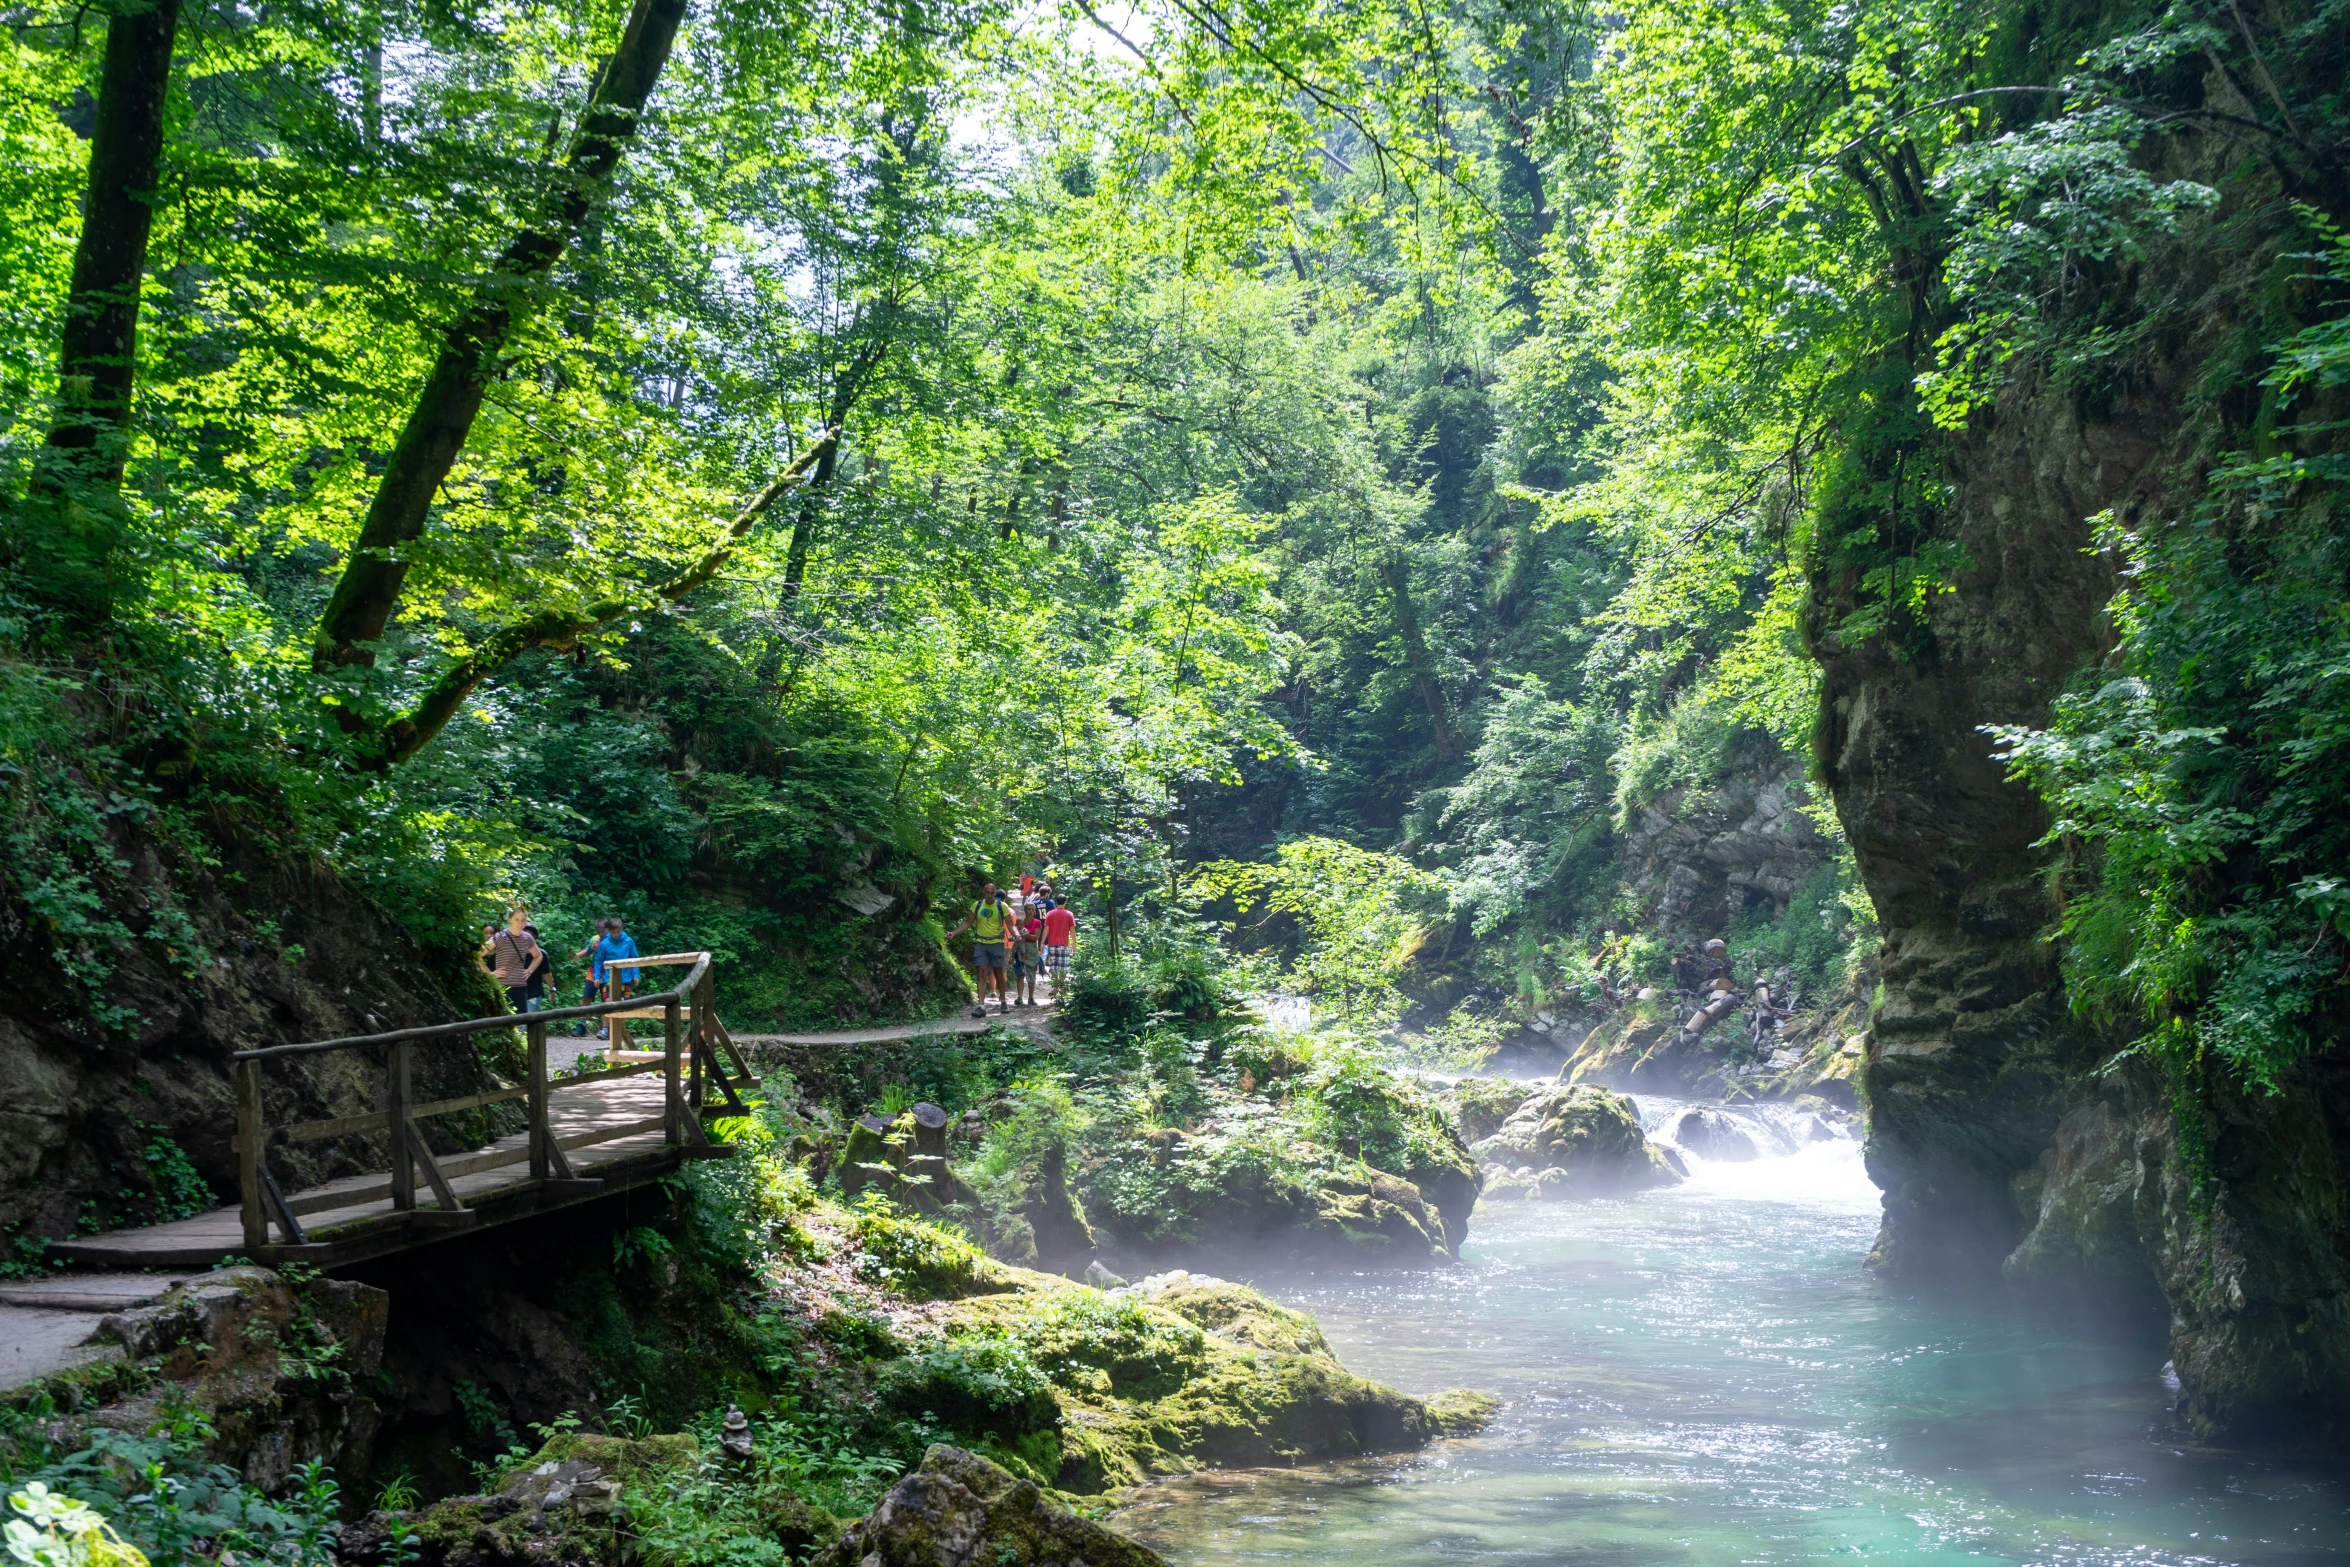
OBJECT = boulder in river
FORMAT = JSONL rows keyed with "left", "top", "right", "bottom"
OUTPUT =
{"left": 1672, "top": 1107, "right": 1760, "bottom": 1162}
{"left": 1445, "top": 1076, "right": 1532, "bottom": 1143}
{"left": 812, "top": 1445, "right": 1164, "bottom": 1567}
{"left": 1473, "top": 1085, "right": 1684, "bottom": 1196}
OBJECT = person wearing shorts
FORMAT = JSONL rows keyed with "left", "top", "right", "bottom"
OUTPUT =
{"left": 946, "top": 882, "right": 1015, "bottom": 1016}
{"left": 1041, "top": 897, "right": 1074, "bottom": 995}
{"left": 1013, "top": 906, "right": 1045, "bottom": 1008}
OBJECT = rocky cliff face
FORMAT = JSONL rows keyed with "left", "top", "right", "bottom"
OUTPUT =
{"left": 1809, "top": 156, "right": 2350, "bottom": 1438}
{"left": 1618, "top": 743, "right": 1830, "bottom": 937}
{"left": 0, "top": 837, "right": 489, "bottom": 1247}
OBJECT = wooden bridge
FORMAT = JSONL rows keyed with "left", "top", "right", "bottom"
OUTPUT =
{"left": 55, "top": 952, "right": 758, "bottom": 1271}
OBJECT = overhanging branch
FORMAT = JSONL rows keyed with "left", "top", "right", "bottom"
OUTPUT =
{"left": 374, "top": 428, "right": 839, "bottom": 767}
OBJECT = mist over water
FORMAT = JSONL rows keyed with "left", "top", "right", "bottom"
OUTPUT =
{"left": 1121, "top": 1096, "right": 2349, "bottom": 1567}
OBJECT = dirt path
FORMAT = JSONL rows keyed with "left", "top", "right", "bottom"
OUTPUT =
{"left": 733, "top": 972, "right": 1064, "bottom": 1049}
{"left": 736, "top": 1006, "right": 1058, "bottom": 1049}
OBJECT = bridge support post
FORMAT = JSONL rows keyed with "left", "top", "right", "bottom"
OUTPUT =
{"left": 695, "top": 970, "right": 714, "bottom": 1110}
{"left": 527, "top": 1016, "right": 549, "bottom": 1180}
{"left": 235, "top": 1058, "right": 267, "bottom": 1253}
{"left": 389, "top": 1038, "right": 414, "bottom": 1210}
{"left": 663, "top": 997, "right": 683, "bottom": 1147}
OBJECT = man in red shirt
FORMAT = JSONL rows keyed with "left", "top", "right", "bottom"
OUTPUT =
{"left": 1040, "top": 896, "right": 1076, "bottom": 999}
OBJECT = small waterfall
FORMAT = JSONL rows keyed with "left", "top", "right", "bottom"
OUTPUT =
{"left": 1632, "top": 1093, "right": 1874, "bottom": 1210}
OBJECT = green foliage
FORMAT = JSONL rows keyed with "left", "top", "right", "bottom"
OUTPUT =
{"left": 850, "top": 1207, "right": 996, "bottom": 1300}
{"left": 1995, "top": 498, "right": 2350, "bottom": 1099}
{"left": 875, "top": 1335, "right": 1058, "bottom": 1441}
{"left": 959, "top": 1080, "right": 1089, "bottom": 1254}
{"left": 1414, "top": 677, "right": 1617, "bottom": 938}
{"left": 1189, "top": 839, "right": 1447, "bottom": 1027}
{"left": 1295, "top": 1038, "right": 1462, "bottom": 1178}
{"left": 1724, "top": 863, "right": 1871, "bottom": 1002}
{"left": 1080, "top": 1108, "right": 1327, "bottom": 1249}
{"left": 131, "top": 1126, "right": 211, "bottom": 1224}
{"left": 2, "top": 1406, "right": 341, "bottom": 1567}
{"left": 998, "top": 1291, "right": 1210, "bottom": 1402}
{"left": 624, "top": 1421, "right": 899, "bottom": 1567}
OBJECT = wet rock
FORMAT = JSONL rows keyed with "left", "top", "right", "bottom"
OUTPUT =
{"left": 811, "top": 1445, "right": 1164, "bottom": 1567}
{"left": 1084, "top": 1260, "right": 1128, "bottom": 1290}
{"left": 1477, "top": 1165, "right": 1531, "bottom": 1201}
{"left": 1672, "top": 1108, "right": 1759, "bottom": 1162}
{"left": 1473, "top": 1085, "right": 1684, "bottom": 1196}
{"left": 1423, "top": 1388, "right": 1500, "bottom": 1435}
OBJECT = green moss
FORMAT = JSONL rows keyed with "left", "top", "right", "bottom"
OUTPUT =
{"left": 1148, "top": 1282, "right": 1331, "bottom": 1358}
{"left": 999, "top": 1291, "right": 1212, "bottom": 1401}
{"left": 852, "top": 1208, "right": 1004, "bottom": 1299}
{"left": 1445, "top": 1077, "right": 1530, "bottom": 1144}
{"left": 877, "top": 1335, "right": 1059, "bottom": 1446}
{"left": 526, "top": 1431, "right": 700, "bottom": 1485}
{"left": 933, "top": 1278, "right": 1463, "bottom": 1493}
{"left": 1424, "top": 1388, "right": 1500, "bottom": 1435}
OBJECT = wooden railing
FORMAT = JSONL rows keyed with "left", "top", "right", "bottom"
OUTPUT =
{"left": 231, "top": 950, "right": 758, "bottom": 1253}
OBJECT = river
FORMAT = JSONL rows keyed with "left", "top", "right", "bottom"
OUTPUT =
{"left": 1121, "top": 1098, "right": 2349, "bottom": 1567}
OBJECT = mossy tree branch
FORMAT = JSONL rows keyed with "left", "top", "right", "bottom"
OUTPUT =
{"left": 376, "top": 428, "right": 840, "bottom": 766}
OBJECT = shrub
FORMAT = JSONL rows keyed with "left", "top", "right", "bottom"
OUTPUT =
{"left": 851, "top": 1208, "right": 996, "bottom": 1300}
{"left": 1008, "top": 1291, "right": 1209, "bottom": 1401}
{"left": 876, "top": 1335, "right": 1058, "bottom": 1439}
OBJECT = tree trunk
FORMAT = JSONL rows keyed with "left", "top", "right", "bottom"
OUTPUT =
{"left": 780, "top": 437, "right": 842, "bottom": 600}
{"left": 312, "top": 0, "right": 689, "bottom": 670}
{"left": 18, "top": 0, "right": 181, "bottom": 624}
{"left": 1379, "top": 553, "right": 1459, "bottom": 757}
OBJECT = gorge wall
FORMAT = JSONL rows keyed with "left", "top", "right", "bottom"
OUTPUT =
{"left": 1810, "top": 116, "right": 2350, "bottom": 1438}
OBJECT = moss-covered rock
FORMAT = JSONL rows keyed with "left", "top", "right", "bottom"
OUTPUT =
{"left": 810, "top": 1445, "right": 1163, "bottom": 1567}
{"left": 1473, "top": 1084, "right": 1684, "bottom": 1197}
{"left": 935, "top": 1274, "right": 1471, "bottom": 1494}
{"left": 1080, "top": 1128, "right": 1454, "bottom": 1265}
{"left": 1145, "top": 1279, "right": 1331, "bottom": 1357}
{"left": 1068, "top": 1044, "right": 1482, "bottom": 1266}
{"left": 1444, "top": 1077, "right": 1531, "bottom": 1144}
{"left": 853, "top": 1209, "right": 1010, "bottom": 1300}
{"left": 340, "top": 1434, "right": 698, "bottom": 1567}
{"left": 1423, "top": 1388, "right": 1499, "bottom": 1435}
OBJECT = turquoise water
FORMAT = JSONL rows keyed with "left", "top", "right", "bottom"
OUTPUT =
{"left": 1122, "top": 1103, "right": 2348, "bottom": 1567}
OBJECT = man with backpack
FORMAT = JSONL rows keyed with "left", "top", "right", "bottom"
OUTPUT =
{"left": 945, "top": 882, "right": 1016, "bottom": 1017}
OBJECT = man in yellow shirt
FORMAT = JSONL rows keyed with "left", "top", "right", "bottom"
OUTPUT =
{"left": 945, "top": 882, "right": 1016, "bottom": 1017}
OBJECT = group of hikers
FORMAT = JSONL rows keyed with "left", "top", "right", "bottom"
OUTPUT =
{"left": 477, "top": 906, "right": 644, "bottom": 1037}
{"left": 946, "top": 875, "right": 1074, "bottom": 1018}
{"left": 472, "top": 874, "right": 1074, "bottom": 1027}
